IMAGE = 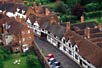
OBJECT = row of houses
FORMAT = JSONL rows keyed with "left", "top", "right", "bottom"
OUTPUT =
{"left": 0, "top": 2, "right": 101, "bottom": 68}
{"left": 24, "top": 3, "right": 102, "bottom": 68}
{"left": 0, "top": 2, "right": 59, "bottom": 53}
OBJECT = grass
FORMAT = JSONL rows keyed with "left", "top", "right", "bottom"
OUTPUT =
{"left": 3, "top": 53, "right": 42, "bottom": 68}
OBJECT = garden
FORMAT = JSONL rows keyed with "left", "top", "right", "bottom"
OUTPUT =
{"left": 0, "top": 47, "right": 42, "bottom": 68}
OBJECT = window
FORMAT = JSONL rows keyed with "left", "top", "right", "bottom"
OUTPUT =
{"left": 22, "top": 31, "right": 25, "bottom": 35}
{"left": 22, "top": 38, "right": 25, "bottom": 42}
{"left": 75, "top": 47, "right": 78, "bottom": 52}
{"left": 69, "top": 43, "right": 71, "bottom": 48}
{"left": 28, "top": 37, "right": 31, "bottom": 40}
{"left": 75, "top": 54, "right": 78, "bottom": 60}
{"left": 88, "top": 66, "right": 91, "bottom": 68}
{"left": 63, "top": 46, "right": 66, "bottom": 51}
{"left": 19, "top": 41, "right": 21, "bottom": 43}
{"left": 63, "top": 39, "right": 65, "bottom": 43}
{"left": 27, "top": 30, "right": 30, "bottom": 34}
{"left": 69, "top": 50, "right": 72, "bottom": 55}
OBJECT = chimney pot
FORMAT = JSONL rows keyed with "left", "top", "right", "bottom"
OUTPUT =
{"left": 98, "top": 23, "right": 102, "bottom": 31}
{"left": 80, "top": 15, "right": 84, "bottom": 23}
{"left": 66, "top": 21, "right": 70, "bottom": 32}
{"left": 84, "top": 27, "right": 90, "bottom": 38}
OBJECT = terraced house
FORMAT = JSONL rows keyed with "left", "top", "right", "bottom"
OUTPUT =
{"left": 0, "top": 3, "right": 34, "bottom": 52}
{"left": 0, "top": 1, "right": 101, "bottom": 68}
{"left": 30, "top": 4, "right": 102, "bottom": 67}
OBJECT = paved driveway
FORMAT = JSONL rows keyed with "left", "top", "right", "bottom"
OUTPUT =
{"left": 35, "top": 37, "right": 80, "bottom": 68}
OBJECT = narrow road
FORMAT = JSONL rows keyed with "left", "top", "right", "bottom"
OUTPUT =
{"left": 35, "top": 37, "right": 80, "bottom": 68}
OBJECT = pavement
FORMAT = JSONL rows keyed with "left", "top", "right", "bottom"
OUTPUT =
{"left": 35, "top": 37, "right": 80, "bottom": 68}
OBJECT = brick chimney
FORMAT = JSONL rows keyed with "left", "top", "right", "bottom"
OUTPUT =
{"left": 80, "top": 15, "right": 84, "bottom": 23}
{"left": 66, "top": 21, "right": 70, "bottom": 32}
{"left": 98, "top": 23, "right": 102, "bottom": 31}
{"left": 84, "top": 27, "right": 90, "bottom": 38}
{"left": 50, "top": 16, "right": 56, "bottom": 24}
{"left": 13, "top": 0, "right": 16, "bottom": 4}
{"left": 15, "top": 15, "right": 21, "bottom": 22}
{"left": 45, "top": 8, "right": 50, "bottom": 16}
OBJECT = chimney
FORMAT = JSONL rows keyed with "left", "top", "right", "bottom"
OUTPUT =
{"left": 33, "top": 2, "right": 36, "bottom": 7}
{"left": 66, "top": 21, "right": 70, "bottom": 32}
{"left": 15, "top": 15, "right": 21, "bottom": 22}
{"left": 50, "top": 16, "right": 56, "bottom": 24}
{"left": 84, "top": 27, "right": 90, "bottom": 38}
{"left": 80, "top": 15, "right": 84, "bottom": 23}
{"left": 45, "top": 8, "right": 50, "bottom": 16}
{"left": 98, "top": 23, "right": 102, "bottom": 31}
{"left": 13, "top": 0, "right": 16, "bottom": 4}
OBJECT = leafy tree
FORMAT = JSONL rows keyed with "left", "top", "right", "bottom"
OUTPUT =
{"left": 54, "top": 1, "right": 68, "bottom": 14}
{"left": 71, "top": 4, "right": 84, "bottom": 19}
{"left": 0, "top": 60, "right": 3, "bottom": 68}
{"left": 26, "top": 55, "right": 37, "bottom": 68}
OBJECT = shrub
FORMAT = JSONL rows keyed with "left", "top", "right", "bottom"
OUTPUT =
{"left": 85, "top": 11, "right": 102, "bottom": 19}
{"left": 54, "top": 1, "right": 68, "bottom": 14}
{"left": 85, "top": 3, "right": 99, "bottom": 12}
{"left": 26, "top": 55, "right": 38, "bottom": 68}
{"left": 67, "top": 15, "right": 77, "bottom": 23}
{"left": 71, "top": 4, "right": 84, "bottom": 18}
{"left": 0, "top": 60, "right": 3, "bottom": 68}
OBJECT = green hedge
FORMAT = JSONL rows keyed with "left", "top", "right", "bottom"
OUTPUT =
{"left": 85, "top": 11, "right": 102, "bottom": 19}
{"left": 66, "top": 15, "right": 77, "bottom": 23}
{"left": 59, "top": 14, "right": 77, "bottom": 23}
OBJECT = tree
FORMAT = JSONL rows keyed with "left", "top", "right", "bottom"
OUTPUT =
{"left": 26, "top": 55, "right": 37, "bottom": 68}
{"left": 0, "top": 60, "right": 3, "bottom": 68}
{"left": 54, "top": 1, "right": 68, "bottom": 14}
{"left": 63, "top": 0, "right": 81, "bottom": 7}
{"left": 71, "top": 4, "right": 84, "bottom": 19}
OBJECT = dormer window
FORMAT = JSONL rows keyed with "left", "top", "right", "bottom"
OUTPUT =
{"left": 17, "top": 8, "right": 20, "bottom": 12}
{"left": 22, "top": 10, "right": 25, "bottom": 14}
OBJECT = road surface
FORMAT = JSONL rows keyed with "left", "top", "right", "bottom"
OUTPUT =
{"left": 35, "top": 37, "right": 80, "bottom": 68}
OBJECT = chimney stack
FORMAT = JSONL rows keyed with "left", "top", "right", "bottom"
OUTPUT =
{"left": 66, "top": 21, "right": 70, "bottom": 32}
{"left": 84, "top": 27, "right": 90, "bottom": 38}
{"left": 45, "top": 8, "right": 50, "bottom": 16}
{"left": 80, "top": 15, "right": 84, "bottom": 23}
{"left": 98, "top": 23, "right": 102, "bottom": 31}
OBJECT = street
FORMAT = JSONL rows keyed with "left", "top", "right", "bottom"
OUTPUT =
{"left": 35, "top": 37, "right": 80, "bottom": 68}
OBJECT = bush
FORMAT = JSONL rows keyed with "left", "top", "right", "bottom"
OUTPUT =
{"left": 71, "top": 4, "right": 84, "bottom": 18}
{"left": 0, "top": 60, "right": 3, "bottom": 68}
{"left": 21, "top": 53, "right": 27, "bottom": 57}
{"left": 0, "top": 47, "right": 11, "bottom": 60}
{"left": 85, "top": 3, "right": 99, "bottom": 12}
{"left": 85, "top": 11, "right": 102, "bottom": 19}
{"left": 26, "top": 55, "right": 38, "bottom": 68}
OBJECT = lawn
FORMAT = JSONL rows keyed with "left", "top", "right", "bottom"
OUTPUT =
{"left": 3, "top": 54, "right": 42, "bottom": 68}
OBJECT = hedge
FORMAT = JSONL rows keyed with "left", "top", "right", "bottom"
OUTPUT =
{"left": 85, "top": 11, "right": 102, "bottom": 19}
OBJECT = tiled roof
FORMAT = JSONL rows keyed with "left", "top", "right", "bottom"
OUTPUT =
{"left": 0, "top": 13, "right": 10, "bottom": 25}
{"left": 0, "top": 3, "right": 28, "bottom": 13}
{"left": 64, "top": 31, "right": 102, "bottom": 67}
{"left": 71, "top": 22, "right": 97, "bottom": 30}
{"left": 47, "top": 24, "right": 66, "bottom": 38}
{"left": 7, "top": 18, "right": 24, "bottom": 35}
